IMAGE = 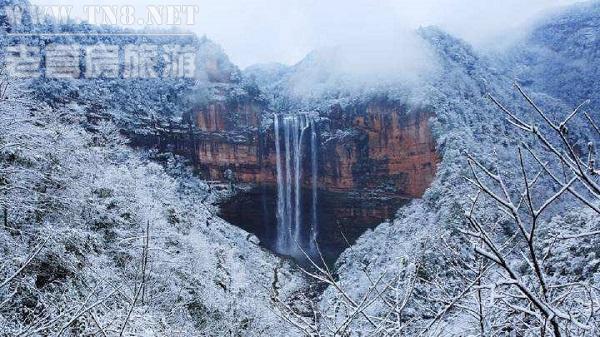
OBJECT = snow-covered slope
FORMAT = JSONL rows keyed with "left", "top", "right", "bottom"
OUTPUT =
{"left": 502, "top": 1, "right": 600, "bottom": 112}
{"left": 0, "top": 84, "right": 305, "bottom": 336}
{"left": 2, "top": 0, "right": 599, "bottom": 335}
{"left": 315, "top": 20, "right": 600, "bottom": 336}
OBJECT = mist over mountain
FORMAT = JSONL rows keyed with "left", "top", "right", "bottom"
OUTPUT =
{"left": 503, "top": 1, "right": 600, "bottom": 112}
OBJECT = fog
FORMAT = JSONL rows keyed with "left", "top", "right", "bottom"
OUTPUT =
{"left": 29, "top": 0, "right": 582, "bottom": 68}
{"left": 281, "top": 29, "right": 439, "bottom": 99}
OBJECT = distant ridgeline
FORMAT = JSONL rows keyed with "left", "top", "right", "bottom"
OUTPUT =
{"left": 500, "top": 1, "right": 600, "bottom": 115}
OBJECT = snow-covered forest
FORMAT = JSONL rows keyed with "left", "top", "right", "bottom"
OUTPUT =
{"left": 1, "top": 0, "right": 599, "bottom": 336}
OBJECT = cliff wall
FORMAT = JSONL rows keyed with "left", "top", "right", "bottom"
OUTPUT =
{"left": 187, "top": 99, "right": 438, "bottom": 198}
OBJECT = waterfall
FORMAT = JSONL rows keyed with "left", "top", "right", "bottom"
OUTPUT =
{"left": 273, "top": 116, "right": 287, "bottom": 252}
{"left": 273, "top": 113, "right": 318, "bottom": 256}
{"left": 310, "top": 119, "right": 318, "bottom": 252}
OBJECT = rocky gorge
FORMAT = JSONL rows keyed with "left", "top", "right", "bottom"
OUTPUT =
{"left": 130, "top": 88, "right": 439, "bottom": 261}
{"left": 2, "top": 1, "right": 600, "bottom": 335}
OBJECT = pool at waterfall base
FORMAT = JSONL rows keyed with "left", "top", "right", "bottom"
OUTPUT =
{"left": 218, "top": 186, "right": 408, "bottom": 266}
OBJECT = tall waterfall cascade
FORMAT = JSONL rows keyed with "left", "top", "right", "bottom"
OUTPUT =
{"left": 273, "top": 113, "right": 319, "bottom": 257}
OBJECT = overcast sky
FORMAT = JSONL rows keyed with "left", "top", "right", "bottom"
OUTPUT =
{"left": 30, "top": 0, "right": 582, "bottom": 68}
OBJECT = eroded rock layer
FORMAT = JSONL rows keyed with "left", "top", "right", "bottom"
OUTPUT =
{"left": 187, "top": 99, "right": 438, "bottom": 198}
{"left": 130, "top": 95, "right": 439, "bottom": 257}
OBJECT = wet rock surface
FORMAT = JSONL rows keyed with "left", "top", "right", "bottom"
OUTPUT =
{"left": 130, "top": 95, "right": 438, "bottom": 262}
{"left": 218, "top": 185, "right": 408, "bottom": 265}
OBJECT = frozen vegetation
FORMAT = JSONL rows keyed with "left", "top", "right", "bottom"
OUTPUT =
{"left": 0, "top": 85, "right": 306, "bottom": 335}
{"left": 1, "top": 0, "right": 600, "bottom": 336}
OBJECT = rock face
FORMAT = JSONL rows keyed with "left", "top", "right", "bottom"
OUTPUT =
{"left": 189, "top": 98, "right": 438, "bottom": 199}
{"left": 131, "top": 94, "right": 439, "bottom": 259}
{"left": 190, "top": 99, "right": 276, "bottom": 183}
{"left": 218, "top": 186, "right": 409, "bottom": 264}
{"left": 318, "top": 100, "right": 438, "bottom": 198}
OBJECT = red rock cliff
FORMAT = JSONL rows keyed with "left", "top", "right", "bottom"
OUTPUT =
{"left": 190, "top": 99, "right": 438, "bottom": 198}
